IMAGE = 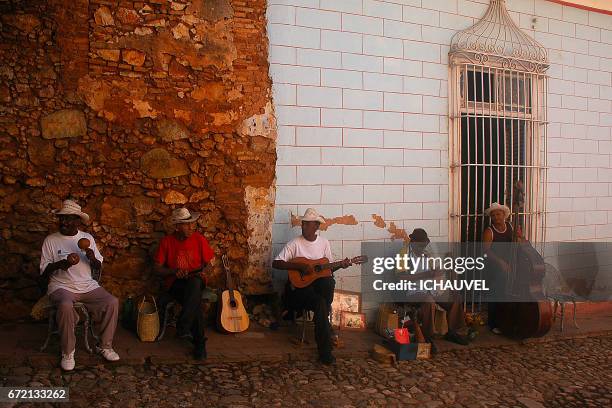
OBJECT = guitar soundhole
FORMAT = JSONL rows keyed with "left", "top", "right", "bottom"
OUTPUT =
{"left": 230, "top": 300, "right": 237, "bottom": 308}
{"left": 314, "top": 265, "right": 321, "bottom": 272}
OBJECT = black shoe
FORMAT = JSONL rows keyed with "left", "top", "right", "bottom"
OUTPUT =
{"left": 444, "top": 331, "right": 469, "bottom": 346}
{"left": 319, "top": 353, "right": 336, "bottom": 365}
{"left": 194, "top": 343, "right": 207, "bottom": 360}
{"left": 429, "top": 340, "right": 438, "bottom": 355}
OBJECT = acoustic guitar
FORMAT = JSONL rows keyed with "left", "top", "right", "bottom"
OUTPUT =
{"left": 288, "top": 256, "right": 368, "bottom": 289}
{"left": 217, "top": 255, "right": 249, "bottom": 333}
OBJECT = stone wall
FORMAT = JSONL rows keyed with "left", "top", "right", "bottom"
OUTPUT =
{"left": 0, "top": 0, "right": 277, "bottom": 320}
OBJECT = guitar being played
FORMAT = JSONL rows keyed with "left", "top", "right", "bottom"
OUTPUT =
{"left": 272, "top": 208, "right": 362, "bottom": 365}
{"left": 288, "top": 256, "right": 368, "bottom": 289}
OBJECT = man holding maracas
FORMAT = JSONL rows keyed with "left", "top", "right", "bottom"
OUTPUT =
{"left": 40, "top": 199, "right": 120, "bottom": 371}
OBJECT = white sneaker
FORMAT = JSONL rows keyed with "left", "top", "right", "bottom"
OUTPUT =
{"left": 61, "top": 350, "right": 75, "bottom": 371}
{"left": 99, "top": 348, "right": 120, "bottom": 362}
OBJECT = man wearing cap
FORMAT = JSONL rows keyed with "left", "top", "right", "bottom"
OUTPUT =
{"left": 399, "top": 228, "right": 469, "bottom": 351}
{"left": 272, "top": 208, "right": 351, "bottom": 365}
{"left": 40, "top": 199, "right": 120, "bottom": 371}
{"left": 154, "top": 207, "right": 215, "bottom": 360}
{"left": 483, "top": 202, "right": 515, "bottom": 334}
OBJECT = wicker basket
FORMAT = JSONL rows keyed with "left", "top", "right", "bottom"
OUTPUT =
{"left": 137, "top": 295, "right": 159, "bottom": 342}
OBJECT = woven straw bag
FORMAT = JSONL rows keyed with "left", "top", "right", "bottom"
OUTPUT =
{"left": 137, "top": 295, "right": 160, "bottom": 342}
{"left": 433, "top": 304, "right": 448, "bottom": 336}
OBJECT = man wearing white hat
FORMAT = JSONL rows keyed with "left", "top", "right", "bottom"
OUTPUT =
{"left": 272, "top": 208, "right": 351, "bottom": 365}
{"left": 40, "top": 199, "right": 120, "bottom": 371}
{"left": 483, "top": 202, "right": 515, "bottom": 334}
{"left": 154, "top": 207, "right": 215, "bottom": 360}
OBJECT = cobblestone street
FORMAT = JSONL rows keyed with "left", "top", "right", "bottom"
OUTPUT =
{"left": 2, "top": 335, "right": 610, "bottom": 408}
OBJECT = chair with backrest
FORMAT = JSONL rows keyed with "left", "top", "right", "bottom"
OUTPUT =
{"left": 40, "top": 267, "right": 101, "bottom": 353}
{"left": 543, "top": 262, "right": 583, "bottom": 331}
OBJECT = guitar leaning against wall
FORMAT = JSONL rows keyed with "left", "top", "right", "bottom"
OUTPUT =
{"left": 217, "top": 255, "right": 250, "bottom": 333}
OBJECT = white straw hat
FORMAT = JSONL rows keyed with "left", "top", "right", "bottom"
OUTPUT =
{"left": 53, "top": 200, "right": 90, "bottom": 223}
{"left": 485, "top": 202, "right": 510, "bottom": 219}
{"left": 170, "top": 207, "right": 200, "bottom": 224}
{"left": 298, "top": 208, "right": 325, "bottom": 224}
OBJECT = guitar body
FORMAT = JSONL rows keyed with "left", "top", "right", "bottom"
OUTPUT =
{"left": 217, "top": 255, "right": 250, "bottom": 333}
{"left": 288, "top": 257, "right": 332, "bottom": 289}
{"left": 218, "top": 289, "right": 249, "bottom": 333}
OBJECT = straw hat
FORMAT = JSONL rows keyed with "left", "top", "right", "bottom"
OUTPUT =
{"left": 298, "top": 208, "right": 325, "bottom": 224}
{"left": 485, "top": 202, "right": 510, "bottom": 219}
{"left": 53, "top": 200, "right": 89, "bottom": 223}
{"left": 170, "top": 207, "right": 200, "bottom": 224}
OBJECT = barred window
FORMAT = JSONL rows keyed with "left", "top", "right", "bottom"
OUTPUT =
{"left": 448, "top": 0, "right": 548, "bottom": 244}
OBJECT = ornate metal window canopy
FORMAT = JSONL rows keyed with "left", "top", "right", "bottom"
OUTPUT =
{"left": 449, "top": 0, "right": 549, "bottom": 73}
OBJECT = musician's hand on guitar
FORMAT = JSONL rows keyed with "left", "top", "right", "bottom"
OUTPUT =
{"left": 176, "top": 269, "right": 189, "bottom": 279}
{"left": 340, "top": 257, "right": 351, "bottom": 269}
{"left": 299, "top": 264, "right": 315, "bottom": 276}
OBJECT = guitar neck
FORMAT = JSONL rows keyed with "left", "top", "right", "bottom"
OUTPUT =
{"left": 225, "top": 267, "right": 234, "bottom": 291}
{"left": 317, "top": 260, "right": 343, "bottom": 271}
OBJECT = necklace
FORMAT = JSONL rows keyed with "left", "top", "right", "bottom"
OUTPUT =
{"left": 491, "top": 223, "right": 507, "bottom": 234}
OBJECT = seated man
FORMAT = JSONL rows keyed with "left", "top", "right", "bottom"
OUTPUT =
{"left": 273, "top": 208, "right": 351, "bottom": 365}
{"left": 400, "top": 228, "right": 469, "bottom": 350}
{"left": 154, "top": 207, "right": 214, "bottom": 360}
{"left": 40, "top": 199, "right": 120, "bottom": 371}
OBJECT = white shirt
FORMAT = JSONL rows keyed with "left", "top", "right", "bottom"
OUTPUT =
{"left": 408, "top": 243, "right": 445, "bottom": 296}
{"left": 275, "top": 235, "right": 333, "bottom": 262}
{"left": 40, "top": 231, "right": 103, "bottom": 295}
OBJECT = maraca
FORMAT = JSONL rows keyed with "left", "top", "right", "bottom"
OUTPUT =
{"left": 78, "top": 238, "right": 90, "bottom": 250}
{"left": 67, "top": 253, "right": 80, "bottom": 266}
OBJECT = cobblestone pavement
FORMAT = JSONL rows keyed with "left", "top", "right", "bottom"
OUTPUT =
{"left": 2, "top": 335, "right": 611, "bottom": 408}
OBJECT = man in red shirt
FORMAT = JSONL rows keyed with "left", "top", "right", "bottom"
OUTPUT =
{"left": 154, "top": 208, "right": 215, "bottom": 359}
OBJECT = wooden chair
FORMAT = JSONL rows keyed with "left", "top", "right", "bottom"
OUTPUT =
{"left": 293, "top": 309, "right": 315, "bottom": 345}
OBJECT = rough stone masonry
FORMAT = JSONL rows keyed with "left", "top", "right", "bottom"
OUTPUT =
{"left": 0, "top": 0, "right": 277, "bottom": 320}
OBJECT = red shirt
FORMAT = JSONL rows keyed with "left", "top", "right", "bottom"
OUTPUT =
{"left": 154, "top": 232, "right": 215, "bottom": 289}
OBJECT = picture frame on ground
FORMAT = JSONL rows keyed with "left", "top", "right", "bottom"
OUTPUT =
{"left": 340, "top": 311, "right": 367, "bottom": 331}
{"left": 331, "top": 290, "right": 361, "bottom": 328}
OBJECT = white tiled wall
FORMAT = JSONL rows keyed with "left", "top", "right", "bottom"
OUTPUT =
{"left": 268, "top": 0, "right": 612, "bottom": 279}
